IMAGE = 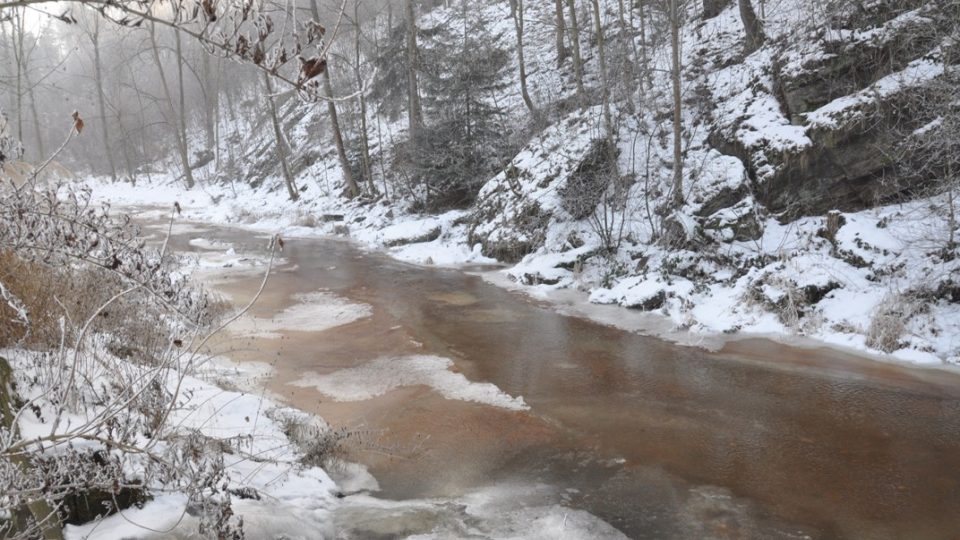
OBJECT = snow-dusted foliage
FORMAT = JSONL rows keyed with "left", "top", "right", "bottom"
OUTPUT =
{"left": 0, "top": 179, "right": 344, "bottom": 538}
{"left": 0, "top": 182, "right": 207, "bottom": 324}
{"left": 0, "top": 110, "right": 21, "bottom": 165}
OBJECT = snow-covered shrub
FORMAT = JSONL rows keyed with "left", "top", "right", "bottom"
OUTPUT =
{"left": 0, "top": 110, "right": 21, "bottom": 165}
{"left": 745, "top": 273, "right": 806, "bottom": 330}
{"left": 866, "top": 293, "right": 924, "bottom": 353}
{"left": 0, "top": 182, "right": 247, "bottom": 538}
{"left": 271, "top": 409, "right": 349, "bottom": 468}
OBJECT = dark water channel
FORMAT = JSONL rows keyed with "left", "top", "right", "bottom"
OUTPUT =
{"left": 157, "top": 218, "right": 960, "bottom": 540}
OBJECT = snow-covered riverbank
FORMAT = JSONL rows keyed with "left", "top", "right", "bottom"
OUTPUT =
{"left": 82, "top": 175, "right": 960, "bottom": 368}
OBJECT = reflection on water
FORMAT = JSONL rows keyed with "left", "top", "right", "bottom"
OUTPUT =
{"left": 155, "top": 218, "right": 960, "bottom": 540}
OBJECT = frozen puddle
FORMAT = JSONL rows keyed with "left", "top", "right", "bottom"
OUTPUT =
{"left": 291, "top": 355, "right": 529, "bottom": 411}
{"left": 230, "top": 290, "right": 373, "bottom": 339}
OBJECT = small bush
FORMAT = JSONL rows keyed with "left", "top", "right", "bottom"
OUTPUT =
{"left": 866, "top": 293, "right": 922, "bottom": 352}
{"left": 272, "top": 410, "right": 348, "bottom": 467}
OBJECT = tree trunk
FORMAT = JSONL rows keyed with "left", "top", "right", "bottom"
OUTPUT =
{"left": 309, "top": 0, "right": 360, "bottom": 198}
{"left": 669, "top": 0, "right": 684, "bottom": 208}
{"left": 174, "top": 31, "right": 195, "bottom": 188}
{"left": 616, "top": 0, "right": 638, "bottom": 112}
{"left": 201, "top": 52, "right": 216, "bottom": 152}
{"left": 213, "top": 57, "right": 222, "bottom": 170}
{"left": 323, "top": 67, "right": 360, "bottom": 198}
{"left": 91, "top": 19, "right": 118, "bottom": 182}
{"left": 739, "top": 0, "right": 766, "bottom": 53}
{"left": 638, "top": 0, "right": 651, "bottom": 92}
{"left": 26, "top": 73, "right": 44, "bottom": 159}
{"left": 565, "top": 0, "right": 585, "bottom": 101}
{"left": 14, "top": 10, "right": 24, "bottom": 146}
{"left": 148, "top": 24, "right": 194, "bottom": 189}
{"left": 590, "top": 0, "right": 612, "bottom": 138}
{"left": 405, "top": 0, "right": 424, "bottom": 141}
{"left": 353, "top": 0, "right": 376, "bottom": 194}
{"left": 510, "top": 0, "right": 536, "bottom": 113}
{"left": 263, "top": 72, "right": 299, "bottom": 201}
{"left": 554, "top": 0, "right": 568, "bottom": 67}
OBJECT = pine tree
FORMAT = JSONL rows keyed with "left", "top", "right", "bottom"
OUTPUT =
{"left": 410, "top": 5, "right": 513, "bottom": 209}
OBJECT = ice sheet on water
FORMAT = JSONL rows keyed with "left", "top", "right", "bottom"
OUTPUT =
{"left": 290, "top": 355, "right": 528, "bottom": 411}
{"left": 228, "top": 290, "right": 373, "bottom": 339}
{"left": 188, "top": 236, "right": 234, "bottom": 251}
{"left": 335, "top": 483, "right": 629, "bottom": 540}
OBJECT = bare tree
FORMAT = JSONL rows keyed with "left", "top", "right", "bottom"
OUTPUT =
{"left": 897, "top": 63, "right": 960, "bottom": 252}
{"left": 310, "top": 0, "right": 359, "bottom": 198}
{"left": 352, "top": 0, "right": 375, "bottom": 194}
{"left": 3, "top": 10, "right": 50, "bottom": 162}
{"left": 323, "top": 67, "right": 360, "bottom": 198}
{"left": 147, "top": 23, "right": 194, "bottom": 188}
{"left": 509, "top": 0, "right": 536, "bottom": 113}
{"left": 637, "top": 0, "right": 651, "bottom": 92}
{"left": 199, "top": 50, "right": 218, "bottom": 154}
{"left": 173, "top": 31, "right": 194, "bottom": 185}
{"left": 263, "top": 71, "right": 299, "bottom": 201}
{"left": 566, "top": 0, "right": 586, "bottom": 101}
{"left": 669, "top": 0, "right": 684, "bottom": 208}
{"left": 589, "top": 0, "right": 612, "bottom": 136}
{"left": 0, "top": 0, "right": 349, "bottom": 101}
{"left": 554, "top": 0, "right": 569, "bottom": 67}
{"left": 87, "top": 16, "right": 118, "bottom": 182}
{"left": 405, "top": 0, "right": 424, "bottom": 140}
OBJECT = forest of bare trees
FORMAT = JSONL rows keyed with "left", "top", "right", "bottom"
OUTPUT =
{"left": 0, "top": 0, "right": 778, "bottom": 211}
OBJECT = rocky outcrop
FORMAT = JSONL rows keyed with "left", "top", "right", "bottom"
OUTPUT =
{"left": 710, "top": 1, "right": 957, "bottom": 219}
{"left": 382, "top": 224, "right": 442, "bottom": 247}
{"left": 756, "top": 101, "right": 911, "bottom": 217}
{"left": 775, "top": 11, "right": 942, "bottom": 122}
{"left": 469, "top": 194, "right": 548, "bottom": 263}
{"left": 558, "top": 138, "right": 619, "bottom": 220}
{"left": 702, "top": 0, "right": 730, "bottom": 20}
{"left": 469, "top": 109, "right": 605, "bottom": 262}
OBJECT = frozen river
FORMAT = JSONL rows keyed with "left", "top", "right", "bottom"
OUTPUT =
{"left": 155, "top": 217, "right": 960, "bottom": 539}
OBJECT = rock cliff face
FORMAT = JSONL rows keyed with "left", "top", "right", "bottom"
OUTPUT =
{"left": 710, "top": 0, "right": 959, "bottom": 219}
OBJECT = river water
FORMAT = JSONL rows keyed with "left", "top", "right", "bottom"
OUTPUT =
{"left": 156, "top": 218, "right": 960, "bottom": 540}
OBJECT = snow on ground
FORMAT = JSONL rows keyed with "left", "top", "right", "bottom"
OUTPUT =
{"left": 290, "top": 355, "right": 529, "bottom": 411}
{"left": 227, "top": 290, "right": 373, "bottom": 339}
{"left": 3, "top": 347, "right": 341, "bottom": 540}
